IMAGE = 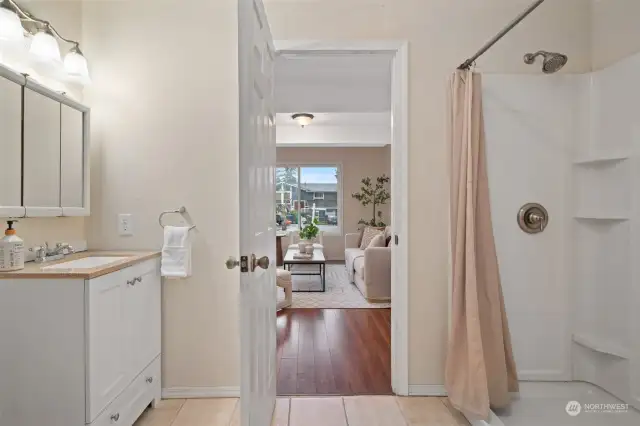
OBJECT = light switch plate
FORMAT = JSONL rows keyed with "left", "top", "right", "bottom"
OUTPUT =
{"left": 118, "top": 214, "right": 134, "bottom": 236}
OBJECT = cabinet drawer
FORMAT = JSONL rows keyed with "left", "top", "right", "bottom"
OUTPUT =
{"left": 90, "top": 356, "right": 160, "bottom": 426}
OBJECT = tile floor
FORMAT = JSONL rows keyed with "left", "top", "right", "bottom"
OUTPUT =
{"left": 134, "top": 396, "right": 469, "bottom": 426}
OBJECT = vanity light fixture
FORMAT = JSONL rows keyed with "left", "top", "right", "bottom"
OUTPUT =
{"left": 0, "top": 1, "right": 23, "bottom": 42}
{"left": 29, "top": 28, "right": 61, "bottom": 63}
{"left": 0, "top": 0, "right": 91, "bottom": 85}
{"left": 292, "top": 113, "right": 314, "bottom": 128}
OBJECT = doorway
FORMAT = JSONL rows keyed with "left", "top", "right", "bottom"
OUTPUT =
{"left": 272, "top": 42, "right": 409, "bottom": 398}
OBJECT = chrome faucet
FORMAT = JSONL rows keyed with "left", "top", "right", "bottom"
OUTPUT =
{"left": 30, "top": 242, "right": 75, "bottom": 263}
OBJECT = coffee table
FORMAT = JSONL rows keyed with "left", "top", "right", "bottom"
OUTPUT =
{"left": 283, "top": 248, "right": 326, "bottom": 292}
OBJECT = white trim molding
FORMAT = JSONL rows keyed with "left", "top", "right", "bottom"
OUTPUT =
{"left": 162, "top": 387, "right": 240, "bottom": 399}
{"left": 408, "top": 384, "right": 448, "bottom": 396}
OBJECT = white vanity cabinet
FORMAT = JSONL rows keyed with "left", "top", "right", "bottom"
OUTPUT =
{"left": 0, "top": 257, "right": 161, "bottom": 426}
{"left": 0, "top": 63, "right": 90, "bottom": 218}
{"left": 0, "top": 68, "right": 25, "bottom": 217}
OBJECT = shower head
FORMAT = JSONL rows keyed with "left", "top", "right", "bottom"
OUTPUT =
{"left": 523, "top": 51, "right": 568, "bottom": 74}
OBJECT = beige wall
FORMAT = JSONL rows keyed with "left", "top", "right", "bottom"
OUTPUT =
{"left": 77, "top": 0, "right": 592, "bottom": 391}
{"left": 591, "top": 0, "right": 640, "bottom": 70}
{"left": 266, "top": 0, "right": 592, "bottom": 386}
{"left": 277, "top": 146, "right": 391, "bottom": 260}
{"left": 82, "top": 0, "right": 240, "bottom": 389}
{"left": 0, "top": 1, "right": 86, "bottom": 246}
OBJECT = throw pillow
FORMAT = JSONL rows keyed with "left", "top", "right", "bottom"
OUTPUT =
{"left": 357, "top": 225, "right": 385, "bottom": 247}
{"left": 368, "top": 234, "right": 386, "bottom": 248}
{"left": 360, "top": 226, "right": 384, "bottom": 249}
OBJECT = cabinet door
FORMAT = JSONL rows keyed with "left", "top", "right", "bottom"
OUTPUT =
{"left": 87, "top": 271, "right": 129, "bottom": 423}
{"left": 0, "top": 76, "right": 24, "bottom": 217}
{"left": 124, "top": 259, "right": 161, "bottom": 376}
{"left": 23, "top": 88, "right": 62, "bottom": 215}
{"left": 60, "top": 104, "right": 85, "bottom": 213}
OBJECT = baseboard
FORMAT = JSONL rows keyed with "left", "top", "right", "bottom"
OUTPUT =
{"left": 408, "top": 384, "right": 447, "bottom": 396}
{"left": 162, "top": 386, "right": 240, "bottom": 399}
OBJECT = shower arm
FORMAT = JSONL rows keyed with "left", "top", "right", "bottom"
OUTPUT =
{"left": 458, "top": 0, "right": 545, "bottom": 70}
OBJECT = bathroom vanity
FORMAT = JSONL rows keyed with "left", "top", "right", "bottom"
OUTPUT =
{"left": 0, "top": 252, "right": 161, "bottom": 426}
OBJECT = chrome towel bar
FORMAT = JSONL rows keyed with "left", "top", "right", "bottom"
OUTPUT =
{"left": 159, "top": 206, "right": 196, "bottom": 230}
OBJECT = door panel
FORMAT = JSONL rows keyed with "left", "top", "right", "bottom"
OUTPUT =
{"left": 87, "top": 271, "right": 128, "bottom": 422}
{"left": 0, "top": 76, "right": 22, "bottom": 214}
{"left": 23, "top": 88, "right": 61, "bottom": 210}
{"left": 239, "top": 0, "right": 277, "bottom": 425}
{"left": 60, "top": 104, "right": 84, "bottom": 209}
{"left": 124, "top": 259, "right": 161, "bottom": 376}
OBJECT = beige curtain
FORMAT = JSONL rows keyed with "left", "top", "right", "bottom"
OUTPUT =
{"left": 445, "top": 70, "right": 519, "bottom": 421}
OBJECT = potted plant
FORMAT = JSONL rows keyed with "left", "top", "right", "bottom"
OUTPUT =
{"left": 298, "top": 218, "right": 320, "bottom": 253}
{"left": 352, "top": 174, "right": 390, "bottom": 227}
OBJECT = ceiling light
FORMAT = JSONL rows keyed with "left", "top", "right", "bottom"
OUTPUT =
{"left": 292, "top": 113, "right": 314, "bottom": 128}
{"left": 0, "top": 4, "right": 24, "bottom": 42}
{"left": 29, "top": 29, "right": 61, "bottom": 63}
{"left": 64, "top": 46, "right": 91, "bottom": 85}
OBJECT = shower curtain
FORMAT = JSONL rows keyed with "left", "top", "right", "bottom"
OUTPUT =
{"left": 445, "top": 70, "right": 519, "bottom": 421}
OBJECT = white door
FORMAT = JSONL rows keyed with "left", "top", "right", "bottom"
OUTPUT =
{"left": 238, "top": 0, "right": 277, "bottom": 425}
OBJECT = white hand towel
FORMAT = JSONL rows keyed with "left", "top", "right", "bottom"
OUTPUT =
{"left": 161, "top": 226, "right": 192, "bottom": 278}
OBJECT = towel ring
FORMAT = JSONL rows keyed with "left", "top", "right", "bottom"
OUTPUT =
{"left": 159, "top": 207, "right": 196, "bottom": 230}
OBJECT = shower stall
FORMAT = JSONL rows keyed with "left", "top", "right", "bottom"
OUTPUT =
{"left": 482, "top": 37, "right": 640, "bottom": 426}
{"left": 453, "top": 1, "right": 640, "bottom": 424}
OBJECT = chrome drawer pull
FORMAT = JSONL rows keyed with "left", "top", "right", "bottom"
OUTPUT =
{"left": 110, "top": 413, "right": 120, "bottom": 422}
{"left": 135, "top": 276, "right": 143, "bottom": 283}
{"left": 127, "top": 279, "right": 135, "bottom": 286}
{"left": 146, "top": 376, "right": 154, "bottom": 384}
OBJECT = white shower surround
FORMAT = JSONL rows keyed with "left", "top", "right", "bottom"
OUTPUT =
{"left": 483, "top": 50, "right": 640, "bottom": 414}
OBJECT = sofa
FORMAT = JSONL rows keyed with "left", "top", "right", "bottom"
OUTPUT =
{"left": 344, "top": 227, "right": 391, "bottom": 302}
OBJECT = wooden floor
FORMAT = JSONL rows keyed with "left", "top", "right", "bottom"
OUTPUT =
{"left": 134, "top": 397, "right": 470, "bottom": 426}
{"left": 276, "top": 308, "right": 392, "bottom": 396}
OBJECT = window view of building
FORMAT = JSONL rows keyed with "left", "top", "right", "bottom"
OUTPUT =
{"left": 275, "top": 165, "right": 340, "bottom": 233}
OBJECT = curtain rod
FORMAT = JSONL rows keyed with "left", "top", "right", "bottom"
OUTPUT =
{"left": 458, "top": 0, "right": 545, "bottom": 70}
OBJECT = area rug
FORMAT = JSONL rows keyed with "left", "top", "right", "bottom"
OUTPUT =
{"left": 281, "top": 263, "right": 390, "bottom": 309}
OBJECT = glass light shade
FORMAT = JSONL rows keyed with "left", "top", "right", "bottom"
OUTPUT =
{"left": 64, "top": 50, "right": 91, "bottom": 84}
{"left": 292, "top": 113, "right": 314, "bottom": 127}
{"left": 0, "top": 7, "right": 24, "bottom": 42}
{"left": 29, "top": 30, "right": 61, "bottom": 63}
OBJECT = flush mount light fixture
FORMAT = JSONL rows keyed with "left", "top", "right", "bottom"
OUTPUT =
{"left": 0, "top": 0, "right": 91, "bottom": 85}
{"left": 291, "top": 113, "right": 314, "bottom": 128}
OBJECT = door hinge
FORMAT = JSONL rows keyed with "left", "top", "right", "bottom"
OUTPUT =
{"left": 240, "top": 256, "right": 249, "bottom": 273}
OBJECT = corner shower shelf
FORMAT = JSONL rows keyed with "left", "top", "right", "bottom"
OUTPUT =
{"left": 572, "top": 333, "right": 630, "bottom": 359}
{"left": 572, "top": 155, "right": 630, "bottom": 165}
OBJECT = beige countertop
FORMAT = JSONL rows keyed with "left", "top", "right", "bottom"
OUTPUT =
{"left": 0, "top": 251, "right": 161, "bottom": 280}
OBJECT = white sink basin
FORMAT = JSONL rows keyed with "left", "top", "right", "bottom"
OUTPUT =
{"left": 42, "top": 256, "right": 131, "bottom": 270}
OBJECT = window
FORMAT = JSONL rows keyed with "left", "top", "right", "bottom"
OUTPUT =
{"left": 275, "top": 165, "right": 340, "bottom": 234}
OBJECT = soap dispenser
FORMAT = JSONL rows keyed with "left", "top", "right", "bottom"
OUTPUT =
{"left": 0, "top": 220, "right": 25, "bottom": 271}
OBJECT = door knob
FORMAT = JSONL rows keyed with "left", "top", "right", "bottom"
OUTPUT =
{"left": 251, "top": 254, "right": 270, "bottom": 271}
{"left": 225, "top": 257, "right": 240, "bottom": 269}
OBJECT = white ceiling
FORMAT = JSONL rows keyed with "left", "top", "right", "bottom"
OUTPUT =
{"left": 275, "top": 53, "right": 393, "bottom": 113}
{"left": 276, "top": 112, "right": 391, "bottom": 148}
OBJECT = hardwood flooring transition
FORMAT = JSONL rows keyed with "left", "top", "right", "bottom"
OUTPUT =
{"left": 276, "top": 308, "right": 392, "bottom": 396}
